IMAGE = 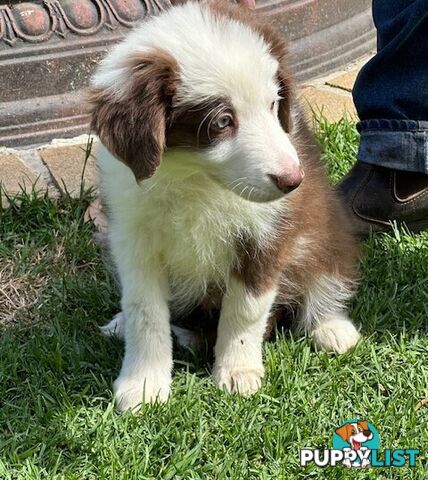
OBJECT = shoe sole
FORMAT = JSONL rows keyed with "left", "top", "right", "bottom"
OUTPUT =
{"left": 355, "top": 215, "right": 428, "bottom": 237}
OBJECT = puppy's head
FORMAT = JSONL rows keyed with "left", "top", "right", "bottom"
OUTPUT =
{"left": 90, "top": 0, "right": 304, "bottom": 202}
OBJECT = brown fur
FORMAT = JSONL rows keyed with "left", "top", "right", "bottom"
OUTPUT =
{"left": 232, "top": 116, "right": 359, "bottom": 338}
{"left": 235, "top": 116, "right": 359, "bottom": 298}
{"left": 167, "top": 97, "right": 238, "bottom": 149}
{"left": 88, "top": 49, "right": 179, "bottom": 181}
{"left": 169, "top": 1, "right": 294, "bottom": 134}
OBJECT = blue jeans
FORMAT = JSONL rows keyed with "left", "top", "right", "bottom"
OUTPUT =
{"left": 353, "top": 0, "right": 428, "bottom": 173}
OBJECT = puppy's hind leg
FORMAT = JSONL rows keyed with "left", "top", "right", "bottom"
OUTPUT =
{"left": 297, "top": 275, "right": 360, "bottom": 354}
{"left": 311, "top": 312, "right": 361, "bottom": 354}
{"left": 101, "top": 312, "right": 202, "bottom": 348}
{"left": 100, "top": 312, "right": 126, "bottom": 339}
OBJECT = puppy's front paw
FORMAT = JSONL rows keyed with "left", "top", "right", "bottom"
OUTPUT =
{"left": 113, "top": 373, "right": 171, "bottom": 412}
{"left": 312, "top": 313, "right": 361, "bottom": 354}
{"left": 213, "top": 365, "right": 264, "bottom": 396}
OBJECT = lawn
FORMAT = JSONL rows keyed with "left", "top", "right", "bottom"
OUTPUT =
{"left": 0, "top": 118, "right": 427, "bottom": 479}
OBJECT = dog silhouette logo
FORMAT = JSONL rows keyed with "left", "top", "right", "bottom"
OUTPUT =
{"left": 333, "top": 419, "right": 380, "bottom": 468}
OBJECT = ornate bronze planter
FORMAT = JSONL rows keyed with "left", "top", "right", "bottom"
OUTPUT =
{"left": 0, "top": 0, "right": 375, "bottom": 147}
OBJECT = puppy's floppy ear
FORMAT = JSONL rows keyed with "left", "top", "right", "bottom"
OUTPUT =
{"left": 335, "top": 423, "right": 353, "bottom": 442}
{"left": 89, "top": 49, "right": 178, "bottom": 181}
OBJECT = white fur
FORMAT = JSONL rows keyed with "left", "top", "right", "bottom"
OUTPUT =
{"left": 213, "top": 276, "right": 277, "bottom": 395}
{"left": 312, "top": 314, "right": 361, "bottom": 354}
{"left": 112, "top": 257, "right": 172, "bottom": 411}
{"left": 93, "top": 2, "right": 278, "bottom": 104}
{"left": 100, "top": 144, "right": 282, "bottom": 313}
{"left": 102, "top": 311, "right": 202, "bottom": 349}
{"left": 100, "top": 143, "right": 281, "bottom": 410}
{"left": 100, "top": 312, "right": 125, "bottom": 339}
{"left": 298, "top": 274, "right": 354, "bottom": 332}
{"left": 298, "top": 275, "right": 360, "bottom": 354}
{"left": 170, "top": 325, "right": 201, "bottom": 349}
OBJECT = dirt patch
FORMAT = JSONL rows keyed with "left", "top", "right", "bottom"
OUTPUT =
{"left": 0, "top": 258, "right": 46, "bottom": 326}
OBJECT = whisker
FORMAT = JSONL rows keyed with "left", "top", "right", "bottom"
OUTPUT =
{"left": 240, "top": 185, "right": 249, "bottom": 199}
{"left": 226, "top": 176, "right": 248, "bottom": 188}
{"left": 230, "top": 181, "right": 244, "bottom": 194}
{"left": 141, "top": 178, "right": 160, "bottom": 195}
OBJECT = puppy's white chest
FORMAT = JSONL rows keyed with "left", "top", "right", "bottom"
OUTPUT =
{"left": 143, "top": 176, "right": 240, "bottom": 281}
{"left": 139, "top": 173, "right": 276, "bottom": 304}
{"left": 101, "top": 146, "right": 280, "bottom": 308}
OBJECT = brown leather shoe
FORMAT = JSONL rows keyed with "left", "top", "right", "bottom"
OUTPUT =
{"left": 338, "top": 162, "right": 428, "bottom": 237}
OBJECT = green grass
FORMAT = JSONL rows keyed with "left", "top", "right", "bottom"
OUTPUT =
{"left": 0, "top": 119, "right": 427, "bottom": 479}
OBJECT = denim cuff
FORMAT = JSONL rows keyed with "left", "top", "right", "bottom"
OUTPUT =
{"left": 357, "top": 119, "right": 428, "bottom": 173}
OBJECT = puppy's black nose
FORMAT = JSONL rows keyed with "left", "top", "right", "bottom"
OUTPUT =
{"left": 269, "top": 168, "right": 304, "bottom": 194}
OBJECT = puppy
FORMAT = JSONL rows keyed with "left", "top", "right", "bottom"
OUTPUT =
{"left": 89, "top": 0, "right": 361, "bottom": 411}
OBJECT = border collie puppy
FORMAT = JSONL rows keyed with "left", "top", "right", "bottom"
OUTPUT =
{"left": 89, "top": 0, "right": 360, "bottom": 411}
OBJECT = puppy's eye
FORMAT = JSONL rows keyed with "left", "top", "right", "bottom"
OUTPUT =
{"left": 270, "top": 101, "right": 276, "bottom": 111}
{"left": 214, "top": 114, "right": 233, "bottom": 129}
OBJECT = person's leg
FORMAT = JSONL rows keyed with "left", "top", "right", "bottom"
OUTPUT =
{"left": 339, "top": 0, "right": 428, "bottom": 235}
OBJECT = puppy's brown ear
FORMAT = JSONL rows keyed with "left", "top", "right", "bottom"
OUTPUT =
{"left": 89, "top": 49, "right": 178, "bottom": 181}
{"left": 335, "top": 423, "right": 353, "bottom": 442}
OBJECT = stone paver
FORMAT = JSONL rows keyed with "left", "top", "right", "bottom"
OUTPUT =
{"left": 326, "top": 69, "right": 359, "bottom": 92}
{"left": 0, "top": 153, "right": 48, "bottom": 203}
{"left": 300, "top": 86, "right": 357, "bottom": 122}
{"left": 39, "top": 144, "right": 98, "bottom": 197}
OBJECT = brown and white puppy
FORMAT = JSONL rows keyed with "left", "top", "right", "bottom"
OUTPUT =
{"left": 89, "top": 0, "right": 361, "bottom": 411}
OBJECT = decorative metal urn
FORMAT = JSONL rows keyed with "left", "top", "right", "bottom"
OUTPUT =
{"left": 0, "top": 0, "right": 374, "bottom": 147}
